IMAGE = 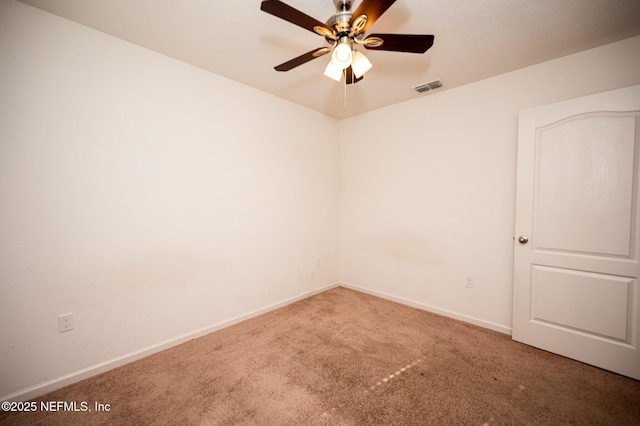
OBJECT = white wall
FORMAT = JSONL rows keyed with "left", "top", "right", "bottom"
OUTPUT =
{"left": 0, "top": 0, "right": 339, "bottom": 399}
{"left": 339, "top": 35, "right": 640, "bottom": 333}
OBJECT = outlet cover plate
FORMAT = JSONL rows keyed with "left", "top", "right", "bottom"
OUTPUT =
{"left": 58, "top": 313, "right": 74, "bottom": 333}
{"left": 465, "top": 277, "right": 474, "bottom": 288}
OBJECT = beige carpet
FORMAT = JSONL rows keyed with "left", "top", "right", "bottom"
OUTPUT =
{"left": 2, "top": 287, "right": 639, "bottom": 425}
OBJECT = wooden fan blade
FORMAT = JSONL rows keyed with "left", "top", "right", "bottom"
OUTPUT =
{"left": 274, "top": 47, "right": 331, "bottom": 72}
{"left": 261, "top": 0, "right": 333, "bottom": 35}
{"left": 349, "top": 0, "right": 396, "bottom": 33}
{"left": 364, "top": 34, "right": 434, "bottom": 53}
{"left": 345, "top": 66, "right": 364, "bottom": 84}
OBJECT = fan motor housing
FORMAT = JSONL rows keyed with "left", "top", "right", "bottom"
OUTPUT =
{"left": 327, "top": 11, "right": 352, "bottom": 34}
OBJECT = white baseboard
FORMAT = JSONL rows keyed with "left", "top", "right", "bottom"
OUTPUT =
{"left": 339, "top": 282, "right": 512, "bottom": 335}
{"left": 2, "top": 282, "right": 340, "bottom": 403}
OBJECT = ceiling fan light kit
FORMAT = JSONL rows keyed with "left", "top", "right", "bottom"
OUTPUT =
{"left": 351, "top": 51, "right": 372, "bottom": 78}
{"left": 260, "top": 0, "right": 434, "bottom": 85}
{"left": 324, "top": 61, "right": 344, "bottom": 81}
{"left": 332, "top": 38, "right": 353, "bottom": 69}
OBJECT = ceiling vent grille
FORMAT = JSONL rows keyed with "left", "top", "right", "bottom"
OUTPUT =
{"left": 413, "top": 79, "right": 444, "bottom": 93}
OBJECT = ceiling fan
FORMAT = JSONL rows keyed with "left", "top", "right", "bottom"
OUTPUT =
{"left": 260, "top": 0, "right": 434, "bottom": 84}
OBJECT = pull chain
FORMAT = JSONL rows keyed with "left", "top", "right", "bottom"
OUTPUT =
{"left": 343, "top": 68, "right": 347, "bottom": 111}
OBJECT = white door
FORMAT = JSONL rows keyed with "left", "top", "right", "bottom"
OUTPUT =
{"left": 512, "top": 85, "right": 640, "bottom": 380}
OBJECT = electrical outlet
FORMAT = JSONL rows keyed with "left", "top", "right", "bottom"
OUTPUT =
{"left": 58, "top": 313, "right": 74, "bottom": 333}
{"left": 465, "top": 276, "right": 474, "bottom": 288}
{"left": 316, "top": 257, "right": 321, "bottom": 268}
{"left": 310, "top": 271, "right": 315, "bottom": 281}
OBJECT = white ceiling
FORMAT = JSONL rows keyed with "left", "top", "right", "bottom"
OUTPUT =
{"left": 18, "top": 0, "right": 640, "bottom": 119}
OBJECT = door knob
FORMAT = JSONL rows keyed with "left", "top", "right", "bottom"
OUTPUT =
{"left": 518, "top": 235, "right": 529, "bottom": 244}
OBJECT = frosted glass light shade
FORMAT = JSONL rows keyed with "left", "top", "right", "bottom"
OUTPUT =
{"left": 351, "top": 51, "right": 372, "bottom": 78}
{"left": 332, "top": 43, "right": 352, "bottom": 69}
{"left": 324, "top": 60, "right": 343, "bottom": 81}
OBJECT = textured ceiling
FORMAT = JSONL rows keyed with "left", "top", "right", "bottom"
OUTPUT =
{"left": 18, "top": 0, "right": 640, "bottom": 118}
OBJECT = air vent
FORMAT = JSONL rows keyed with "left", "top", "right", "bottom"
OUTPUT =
{"left": 413, "top": 79, "right": 444, "bottom": 93}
